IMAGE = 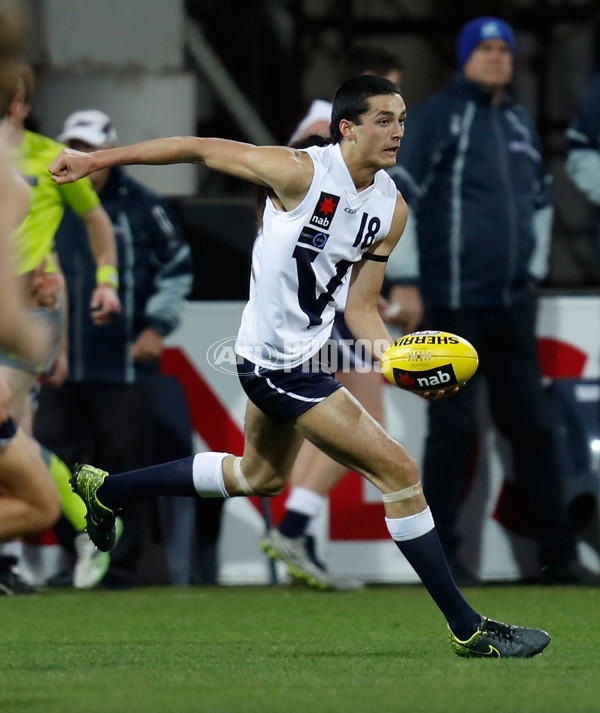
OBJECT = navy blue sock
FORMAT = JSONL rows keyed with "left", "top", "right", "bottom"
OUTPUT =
{"left": 278, "top": 510, "right": 310, "bottom": 538}
{"left": 394, "top": 529, "right": 480, "bottom": 640}
{"left": 0, "top": 417, "right": 17, "bottom": 445}
{"left": 97, "top": 456, "right": 196, "bottom": 509}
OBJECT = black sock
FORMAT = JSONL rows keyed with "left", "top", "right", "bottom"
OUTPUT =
{"left": 278, "top": 510, "right": 310, "bottom": 538}
{"left": 98, "top": 456, "right": 196, "bottom": 509}
{"left": 0, "top": 417, "right": 17, "bottom": 444}
{"left": 394, "top": 530, "right": 481, "bottom": 640}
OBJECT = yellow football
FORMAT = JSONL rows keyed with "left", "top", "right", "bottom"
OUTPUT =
{"left": 381, "top": 330, "right": 478, "bottom": 393}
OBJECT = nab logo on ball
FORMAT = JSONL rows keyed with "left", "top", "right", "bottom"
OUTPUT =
{"left": 392, "top": 364, "right": 458, "bottom": 391}
{"left": 381, "top": 330, "right": 479, "bottom": 394}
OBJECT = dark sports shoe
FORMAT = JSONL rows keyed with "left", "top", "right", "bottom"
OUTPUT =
{"left": 0, "top": 564, "right": 41, "bottom": 595}
{"left": 450, "top": 616, "right": 551, "bottom": 658}
{"left": 70, "top": 464, "right": 118, "bottom": 552}
{"left": 260, "top": 529, "right": 363, "bottom": 591}
{"left": 541, "top": 561, "right": 600, "bottom": 585}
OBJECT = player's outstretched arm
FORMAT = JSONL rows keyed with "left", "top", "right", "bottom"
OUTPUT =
{"left": 49, "top": 137, "right": 314, "bottom": 207}
{"left": 49, "top": 137, "right": 227, "bottom": 183}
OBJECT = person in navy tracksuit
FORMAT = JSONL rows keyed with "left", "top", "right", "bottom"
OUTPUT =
{"left": 388, "top": 17, "right": 597, "bottom": 585}
{"left": 565, "top": 73, "right": 600, "bottom": 264}
{"left": 33, "top": 110, "right": 197, "bottom": 587}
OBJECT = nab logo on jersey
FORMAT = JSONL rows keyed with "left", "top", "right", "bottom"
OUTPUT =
{"left": 309, "top": 192, "right": 340, "bottom": 229}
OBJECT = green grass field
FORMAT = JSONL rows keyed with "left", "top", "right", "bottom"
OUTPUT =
{"left": 2, "top": 584, "right": 599, "bottom": 713}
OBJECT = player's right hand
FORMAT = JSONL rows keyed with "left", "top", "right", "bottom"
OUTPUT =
{"left": 48, "top": 148, "right": 93, "bottom": 184}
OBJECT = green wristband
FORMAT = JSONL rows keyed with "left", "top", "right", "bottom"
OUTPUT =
{"left": 96, "top": 265, "right": 119, "bottom": 289}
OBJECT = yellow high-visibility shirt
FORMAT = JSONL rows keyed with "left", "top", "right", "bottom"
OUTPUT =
{"left": 12, "top": 130, "right": 99, "bottom": 275}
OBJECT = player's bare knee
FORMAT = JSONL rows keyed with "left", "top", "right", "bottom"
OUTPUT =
{"left": 24, "top": 496, "right": 60, "bottom": 535}
{"left": 245, "top": 469, "right": 287, "bottom": 497}
{"left": 253, "top": 477, "right": 286, "bottom": 497}
{"left": 402, "top": 452, "right": 420, "bottom": 483}
{"left": 381, "top": 449, "right": 420, "bottom": 491}
{"left": 234, "top": 457, "right": 287, "bottom": 497}
{"left": 376, "top": 452, "right": 425, "bottom": 507}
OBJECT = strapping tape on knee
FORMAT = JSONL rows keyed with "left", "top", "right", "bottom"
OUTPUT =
{"left": 381, "top": 481, "right": 423, "bottom": 503}
{"left": 233, "top": 457, "right": 256, "bottom": 496}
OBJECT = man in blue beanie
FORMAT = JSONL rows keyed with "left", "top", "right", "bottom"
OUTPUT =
{"left": 388, "top": 17, "right": 600, "bottom": 585}
{"left": 457, "top": 17, "right": 516, "bottom": 68}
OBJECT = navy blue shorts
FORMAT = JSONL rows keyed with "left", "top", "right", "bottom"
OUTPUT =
{"left": 237, "top": 357, "right": 342, "bottom": 422}
{"left": 0, "top": 417, "right": 17, "bottom": 447}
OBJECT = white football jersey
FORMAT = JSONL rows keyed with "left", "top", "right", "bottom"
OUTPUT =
{"left": 236, "top": 143, "right": 398, "bottom": 369}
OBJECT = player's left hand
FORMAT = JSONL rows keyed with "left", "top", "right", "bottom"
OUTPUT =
{"left": 420, "top": 385, "right": 462, "bottom": 401}
{"left": 89, "top": 284, "right": 122, "bottom": 325}
{"left": 130, "top": 328, "right": 165, "bottom": 362}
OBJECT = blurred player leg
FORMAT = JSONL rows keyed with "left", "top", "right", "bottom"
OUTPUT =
{"left": 262, "top": 366, "right": 384, "bottom": 590}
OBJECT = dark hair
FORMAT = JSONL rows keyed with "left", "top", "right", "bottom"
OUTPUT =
{"left": 330, "top": 75, "right": 401, "bottom": 144}
{"left": 289, "top": 133, "right": 331, "bottom": 151}
{"left": 340, "top": 44, "right": 403, "bottom": 82}
{"left": 255, "top": 134, "right": 331, "bottom": 229}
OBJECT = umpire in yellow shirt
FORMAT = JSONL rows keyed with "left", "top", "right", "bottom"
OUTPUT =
{"left": 2, "top": 63, "right": 120, "bottom": 398}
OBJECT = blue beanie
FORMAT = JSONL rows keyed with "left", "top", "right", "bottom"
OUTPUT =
{"left": 457, "top": 17, "right": 516, "bottom": 67}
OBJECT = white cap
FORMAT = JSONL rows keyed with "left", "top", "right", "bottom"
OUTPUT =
{"left": 58, "top": 109, "right": 117, "bottom": 147}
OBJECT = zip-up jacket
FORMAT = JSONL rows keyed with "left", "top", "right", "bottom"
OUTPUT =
{"left": 55, "top": 166, "right": 193, "bottom": 383}
{"left": 387, "top": 73, "right": 553, "bottom": 309}
{"left": 565, "top": 74, "right": 600, "bottom": 225}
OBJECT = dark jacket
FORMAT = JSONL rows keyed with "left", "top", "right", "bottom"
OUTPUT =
{"left": 55, "top": 166, "right": 193, "bottom": 383}
{"left": 388, "top": 73, "right": 553, "bottom": 309}
{"left": 565, "top": 73, "right": 600, "bottom": 255}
